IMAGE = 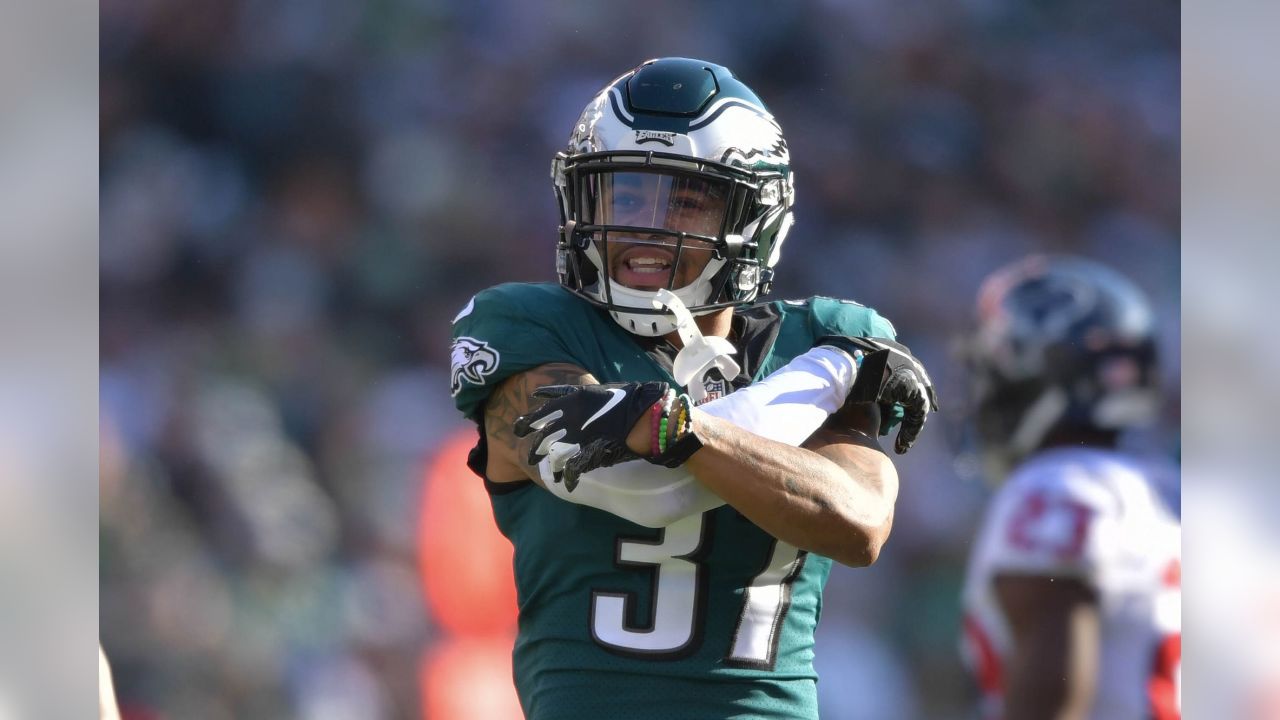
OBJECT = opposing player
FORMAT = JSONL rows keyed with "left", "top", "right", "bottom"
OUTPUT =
{"left": 958, "top": 256, "right": 1180, "bottom": 719}
{"left": 450, "top": 57, "right": 936, "bottom": 719}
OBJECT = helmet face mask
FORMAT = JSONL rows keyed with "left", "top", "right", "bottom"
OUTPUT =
{"left": 580, "top": 168, "right": 728, "bottom": 298}
{"left": 552, "top": 58, "right": 795, "bottom": 336}
{"left": 961, "top": 255, "right": 1161, "bottom": 478}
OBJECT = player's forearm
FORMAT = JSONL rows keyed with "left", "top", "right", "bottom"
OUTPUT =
{"left": 483, "top": 363, "right": 600, "bottom": 483}
{"left": 684, "top": 412, "right": 896, "bottom": 567}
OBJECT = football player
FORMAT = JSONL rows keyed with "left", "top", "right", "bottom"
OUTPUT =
{"left": 958, "top": 255, "right": 1180, "bottom": 719}
{"left": 450, "top": 57, "right": 936, "bottom": 719}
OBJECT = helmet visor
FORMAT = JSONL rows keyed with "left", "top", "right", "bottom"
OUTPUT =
{"left": 580, "top": 171, "right": 730, "bottom": 292}
{"left": 582, "top": 170, "right": 730, "bottom": 237}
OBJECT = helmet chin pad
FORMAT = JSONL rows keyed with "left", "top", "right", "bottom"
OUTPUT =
{"left": 608, "top": 292, "right": 718, "bottom": 336}
{"left": 592, "top": 251, "right": 727, "bottom": 336}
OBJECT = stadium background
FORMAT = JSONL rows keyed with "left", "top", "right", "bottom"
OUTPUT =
{"left": 98, "top": 1, "right": 1179, "bottom": 718}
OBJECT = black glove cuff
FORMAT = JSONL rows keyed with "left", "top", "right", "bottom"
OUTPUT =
{"left": 645, "top": 433, "right": 703, "bottom": 468}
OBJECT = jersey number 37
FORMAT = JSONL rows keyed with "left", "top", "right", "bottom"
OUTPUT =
{"left": 589, "top": 513, "right": 804, "bottom": 668}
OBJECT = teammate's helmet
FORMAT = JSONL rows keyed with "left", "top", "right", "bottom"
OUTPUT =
{"left": 965, "top": 255, "right": 1159, "bottom": 475}
{"left": 552, "top": 57, "right": 795, "bottom": 336}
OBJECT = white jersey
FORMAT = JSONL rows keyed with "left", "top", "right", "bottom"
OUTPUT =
{"left": 961, "top": 448, "right": 1181, "bottom": 720}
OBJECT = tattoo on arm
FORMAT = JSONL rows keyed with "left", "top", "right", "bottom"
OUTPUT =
{"left": 483, "top": 363, "right": 597, "bottom": 482}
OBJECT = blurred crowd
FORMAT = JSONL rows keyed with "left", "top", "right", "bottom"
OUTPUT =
{"left": 99, "top": 0, "right": 1179, "bottom": 718}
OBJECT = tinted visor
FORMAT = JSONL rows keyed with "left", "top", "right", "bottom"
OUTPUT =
{"left": 581, "top": 171, "right": 730, "bottom": 238}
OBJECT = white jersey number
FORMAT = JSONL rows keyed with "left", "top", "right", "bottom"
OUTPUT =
{"left": 591, "top": 513, "right": 706, "bottom": 654}
{"left": 591, "top": 512, "right": 805, "bottom": 666}
{"left": 726, "top": 538, "right": 806, "bottom": 667}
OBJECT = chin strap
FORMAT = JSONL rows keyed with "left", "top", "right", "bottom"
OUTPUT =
{"left": 652, "top": 288, "right": 741, "bottom": 404}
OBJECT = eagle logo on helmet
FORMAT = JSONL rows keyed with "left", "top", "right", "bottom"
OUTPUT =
{"left": 450, "top": 337, "right": 500, "bottom": 396}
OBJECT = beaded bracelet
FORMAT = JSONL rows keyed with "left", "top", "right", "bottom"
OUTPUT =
{"left": 651, "top": 389, "right": 678, "bottom": 458}
{"left": 649, "top": 399, "right": 664, "bottom": 458}
{"left": 669, "top": 400, "right": 685, "bottom": 446}
{"left": 670, "top": 392, "right": 691, "bottom": 443}
{"left": 660, "top": 393, "right": 685, "bottom": 448}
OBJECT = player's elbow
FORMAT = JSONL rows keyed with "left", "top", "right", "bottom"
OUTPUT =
{"left": 860, "top": 519, "right": 893, "bottom": 566}
{"left": 812, "top": 445, "right": 899, "bottom": 567}
{"left": 829, "top": 514, "right": 892, "bottom": 567}
{"left": 832, "top": 479, "right": 897, "bottom": 567}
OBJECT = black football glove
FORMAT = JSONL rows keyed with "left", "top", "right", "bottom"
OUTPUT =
{"left": 818, "top": 336, "right": 940, "bottom": 455}
{"left": 513, "top": 381, "right": 669, "bottom": 491}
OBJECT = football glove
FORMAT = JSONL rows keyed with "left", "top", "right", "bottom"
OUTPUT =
{"left": 818, "top": 336, "right": 940, "bottom": 454}
{"left": 513, "top": 381, "right": 669, "bottom": 491}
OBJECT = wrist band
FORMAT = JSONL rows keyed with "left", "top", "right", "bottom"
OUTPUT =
{"left": 658, "top": 417, "right": 669, "bottom": 453}
{"left": 650, "top": 393, "right": 703, "bottom": 468}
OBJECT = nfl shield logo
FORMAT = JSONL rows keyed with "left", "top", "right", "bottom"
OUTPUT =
{"left": 700, "top": 376, "right": 729, "bottom": 404}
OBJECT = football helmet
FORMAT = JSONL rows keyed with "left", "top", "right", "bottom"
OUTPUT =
{"left": 964, "top": 255, "right": 1159, "bottom": 476}
{"left": 552, "top": 57, "right": 795, "bottom": 336}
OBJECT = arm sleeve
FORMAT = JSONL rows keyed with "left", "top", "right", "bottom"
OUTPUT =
{"left": 543, "top": 345, "right": 860, "bottom": 527}
{"left": 807, "top": 297, "right": 905, "bottom": 433}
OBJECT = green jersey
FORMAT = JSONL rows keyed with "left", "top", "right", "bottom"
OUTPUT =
{"left": 450, "top": 282, "right": 897, "bottom": 720}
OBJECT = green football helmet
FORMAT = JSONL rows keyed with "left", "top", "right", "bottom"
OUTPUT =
{"left": 552, "top": 57, "right": 796, "bottom": 336}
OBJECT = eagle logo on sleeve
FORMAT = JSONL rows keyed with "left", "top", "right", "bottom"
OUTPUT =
{"left": 450, "top": 337, "right": 500, "bottom": 396}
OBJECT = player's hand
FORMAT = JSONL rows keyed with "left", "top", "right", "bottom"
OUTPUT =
{"left": 513, "top": 381, "right": 669, "bottom": 491}
{"left": 819, "top": 336, "right": 940, "bottom": 454}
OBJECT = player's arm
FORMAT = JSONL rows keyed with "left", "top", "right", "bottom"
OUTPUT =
{"left": 501, "top": 346, "right": 869, "bottom": 528}
{"left": 483, "top": 363, "right": 599, "bottom": 484}
{"left": 995, "top": 574, "right": 1101, "bottom": 720}
{"left": 678, "top": 400, "right": 897, "bottom": 568}
{"left": 485, "top": 366, "right": 726, "bottom": 529}
{"left": 512, "top": 341, "right": 933, "bottom": 547}
{"left": 484, "top": 349, "right": 860, "bottom": 526}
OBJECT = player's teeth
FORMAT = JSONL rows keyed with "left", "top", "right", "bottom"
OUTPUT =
{"left": 628, "top": 257, "right": 670, "bottom": 270}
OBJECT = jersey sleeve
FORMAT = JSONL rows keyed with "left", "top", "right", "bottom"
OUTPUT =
{"left": 450, "top": 284, "right": 576, "bottom": 422}
{"left": 805, "top": 296, "right": 904, "bottom": 433}
{"left": 806, "top": 296, "right": 898, "bottom": 341}
{"left": 980, "top": 467, "right": 1122, "bottom": 585}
